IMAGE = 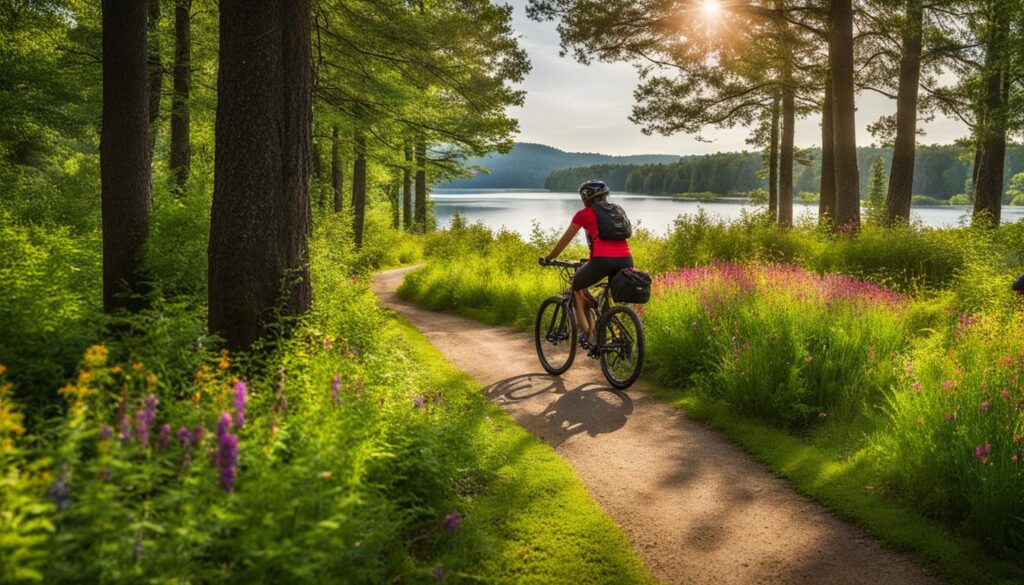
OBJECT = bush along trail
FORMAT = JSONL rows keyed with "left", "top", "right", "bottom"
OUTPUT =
{"left": 395, "top": 217, "right": 1024, "bottom": 585}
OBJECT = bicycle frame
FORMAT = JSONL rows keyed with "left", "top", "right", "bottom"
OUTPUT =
{"left": 552, "top": 262, "right": 614, "bottom": 350}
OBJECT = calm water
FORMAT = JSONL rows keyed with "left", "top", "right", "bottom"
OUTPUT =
{"left": 432, "top": 190, "right": 1024, "bottom": 236}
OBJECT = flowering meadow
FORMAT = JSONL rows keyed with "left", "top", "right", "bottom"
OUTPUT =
{"left": 399, "top": 215, "right": 1024, "bottom": 572}
{"left": 0, "top": 212, "right": 653, "bottom": 584}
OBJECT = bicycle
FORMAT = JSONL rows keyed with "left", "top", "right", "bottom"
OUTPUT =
{"left": 535, "top": 258, "right": 645, "bottom": 389}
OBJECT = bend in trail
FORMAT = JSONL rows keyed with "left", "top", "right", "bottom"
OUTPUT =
{"left": 374, "top": 266, "right": 941, "bottom": 585}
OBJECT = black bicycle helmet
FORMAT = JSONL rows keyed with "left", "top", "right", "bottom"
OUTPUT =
{"left": 579, "top": 179, "right": 610, "bottom": 203}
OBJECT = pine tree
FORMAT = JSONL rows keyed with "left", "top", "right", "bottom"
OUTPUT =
{"left": 866, "top": 156, "right": 887, "bottom": 224}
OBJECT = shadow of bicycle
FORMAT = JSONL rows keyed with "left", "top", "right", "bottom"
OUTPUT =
{"left": 485, "top": 373, "right": 634, "bottom": 448}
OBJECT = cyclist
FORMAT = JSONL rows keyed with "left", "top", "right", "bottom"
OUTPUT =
{"left": 541, "top": 180, "right": 633, "bottom": 348}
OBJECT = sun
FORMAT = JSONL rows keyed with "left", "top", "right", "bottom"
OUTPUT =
{"left": 700, "top": 0, "right": 723, "bottom": 19}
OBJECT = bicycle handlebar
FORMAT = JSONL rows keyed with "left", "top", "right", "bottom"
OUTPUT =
{"left": 539, "top": 257, "right": 586, "bottom": 269}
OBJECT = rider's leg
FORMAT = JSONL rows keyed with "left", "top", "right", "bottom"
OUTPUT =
{"left": 574, "top": 288, "right": 594, "bottom": 344}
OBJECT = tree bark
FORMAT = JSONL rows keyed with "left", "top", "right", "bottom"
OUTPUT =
{"left": 819, "top": 77, "right": 836, "bottom": 221}
{"left": 972, "top": 17, "right": 1009, "bottom": 226}
{"left": 147, "top": 0, "right": 161, "bottom": 159}
{"left": 208, "top": 0, "right": 312, "bottom": 350}
{"left": 102, "top": 0, "right": 152, "bottom": 313}
{"left": 169, "top": 0, "right": 191, "bottom": 192}
{"left": 884, "top": 0, "right": 923, "bottom": 226}
{"left": 830, "top": 0, "right": 860, "bottom": 230}
{"left": 331, "top": 124, "right": 343, "bottom": 213}
{"left": 768, "top": 93, "right": 779, "bottom": 221}
{"left": 779, "top": 81, "right": 795, "bottom": 228}
{"left": 403, "top": 142, "right": 413, "bottom": 230}
{"left": 414, "top": 138, "right": 427, "bottom": 231}
{"left": 352, "top": 129, "right": 367, "bottom": 247}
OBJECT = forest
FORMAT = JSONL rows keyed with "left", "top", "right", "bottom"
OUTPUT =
{"left": 4, "top": 0, "right": 1024, "bottom": 583}
{"left": 545, "top": 145, "right": 1024, "bottom": 202}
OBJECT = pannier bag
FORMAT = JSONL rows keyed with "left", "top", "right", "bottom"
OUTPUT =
{"left": 610, "top": 268, "right": 652, "bottom": 304}
{"left": 593, "top": 201, "right": 633, "bottom": 241}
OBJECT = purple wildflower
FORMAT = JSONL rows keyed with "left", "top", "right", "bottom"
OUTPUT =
{"left": 331, "top": 374, "right": 341, "bottom": 407}
{"left": 413, "top": 395, "right": 426, "bottom": 410}
{"left": 177, "top": 426, "right": 193, "bottom": 448}
{"left": 981, "top": 401, "right": 990, "bottom": 413}
{"left": 158, "top": 424, "right": 171, "bottom": 450}
{"left": 273, "top": 367, "right": 288, "bottom": 413}
{"left": 434, "top": 567, "right": 446, "bottom": 581}
{"left": 100, "top": 425, "right": 113, "bottom": 440}
{"left": 135, "top": 394, "right": 158, "bottom": 446}
{"left": 216, "top": 411, "right": 239, "bottom": 492}
{"left": 975, "top": 443, "right": 991, "bottom": 462}
{"left": 441, "top": 510, "right": 462, "bottom": 532}
{"left": 233, "top": 380, "right": 247, "bottom": 428}
{"left": 193, "top": 426, "right": 205, "bottom": 444}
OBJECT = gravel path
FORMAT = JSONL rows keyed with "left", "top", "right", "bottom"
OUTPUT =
{"left": 373, "top": 266, "right": 941, "bottom": 585}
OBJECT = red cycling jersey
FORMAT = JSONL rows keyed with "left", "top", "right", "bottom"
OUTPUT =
{"left": 571, "top": 207, "right": 631, "bottom": 258}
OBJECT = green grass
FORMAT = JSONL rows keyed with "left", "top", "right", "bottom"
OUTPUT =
{"left": 647, "top": 386, "right": 1023, "bottom": 585}
{"left": 391, "top": 317, "right": 656, "bottom": 584}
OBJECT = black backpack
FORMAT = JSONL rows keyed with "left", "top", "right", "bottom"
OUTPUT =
{"left": 592, "top": 201, "right": 632, "bottom": 241}
{"left": 610, "top": 268, "right": 652, "bottom": 304}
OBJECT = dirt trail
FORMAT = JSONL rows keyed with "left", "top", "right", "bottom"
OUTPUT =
{"left": 373, "top": 266, "right": 940, "bottom": 585}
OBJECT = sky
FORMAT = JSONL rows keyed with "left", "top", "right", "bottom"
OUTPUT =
{"left": 504, "top": 0, "right": 969, "bottom": 156}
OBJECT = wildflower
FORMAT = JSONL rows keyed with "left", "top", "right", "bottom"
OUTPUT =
{"left": 975, "top": 443, "right": 991, "bottom": 463}
{"left": 0, "top": 364, "right": 5, "bottom": 376}
{"left": 434, "top": 567, "right": 446, "bottom": 581}
{"left": 331, "top": 375, "right": 341, "bottom": 407}
{"left": 146, "top": 373, "right": 158, "bottom": 386}
{"left": 944, "top": 413, "right": 953, "bottom": 423}
{"left": 98, "top": 469, "right": 110, "bottom": 481}
{"left": 1002, "top": 389, "right": 1010, "bottom": 400}
{"left": 441, "top": 510, "right": 462, "bottom": 532}
{"left": 135, "top": 394, "right": 158, "bottom": 446}
{"left": 1013, "top": 455, "right": 1019, "bottom": 463}
{"left": 818, "top": 412, "right": 827, "bottom": 420}
{"left": 216, "top": 412, "right": 239, "bottom": 492}
{"left": 177, "top": 426, "right": 193, "bottom": 448}
{"left": 911, "top": 382, "right": 922, "bottom": 393}
{"left": 100, "top": 425, "right": 113, "bottom": 440}
{"left": 981, "top": 401, "right": 990, "bottom": 413}
{"left": 132, "top": 362, "right": 144, "bottom": 371}
{"left": 158, "top": 424, "right": 171, "bottom": 450}
{"left": 413, "top": 395, "right": 426, "bottom": 409}
{"left": 323, "top": 336, "right": 334, "bottom": 349}
{"left": 942, "top": 380, "right": 953, "bottom": 391}
{"left": 319, "top": 471, "right": 333, "bottom": 480}
{"left": 218, "top": 350, "right": 230, "bottom": 370}
{"left": 193, "top": 426, "right": 206, "bottom": 444}
{"left": 233, "top": 380, "right": 248, "bottom": 427}
{"left": 916, "top": 418, "right": 924, "bottom": 425}
{"left": 84, "top": 345, "right": 109, "bottom": 366}
{"left": 804, "top": 354, "right": 813, "bottom": 363}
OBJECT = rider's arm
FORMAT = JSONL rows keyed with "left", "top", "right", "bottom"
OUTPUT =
{"left": 545, "top": 223, "right": 582, "bottom": 261}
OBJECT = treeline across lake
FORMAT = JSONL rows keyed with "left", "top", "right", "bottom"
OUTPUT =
{"left": 545, "top": 145, "right": 1024, "bottom": 203}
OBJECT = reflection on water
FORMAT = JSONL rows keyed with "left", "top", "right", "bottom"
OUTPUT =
{"left": 432, "top": 190, "right": 1024, "bottom": 237}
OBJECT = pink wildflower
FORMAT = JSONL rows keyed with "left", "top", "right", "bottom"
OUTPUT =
{"left": 233, "top": 380, "right": 247, "bottom": 427}
{"left": 442, "top": 510, "right": 462, "bottom": 532}
{"left": 981, "top": 401, "right": 990, "bottom": 413}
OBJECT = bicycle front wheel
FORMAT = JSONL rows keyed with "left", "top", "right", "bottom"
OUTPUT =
{"left": 535, "top": 296, "right": 577, "bottom": 375}
{"left": 598, "top": 305, "right": 645, "bottom": 389}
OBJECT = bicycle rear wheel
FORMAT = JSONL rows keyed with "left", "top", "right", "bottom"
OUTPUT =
{"left": 597, "top": 305, "right": 645, "bottom": 389}
{"left": 535, "top": 296, "right": 577, "bottom": 375}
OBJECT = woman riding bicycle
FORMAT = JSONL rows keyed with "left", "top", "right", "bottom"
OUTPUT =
{"left": 542, "top": 180, "right": 633, "bottom": 348}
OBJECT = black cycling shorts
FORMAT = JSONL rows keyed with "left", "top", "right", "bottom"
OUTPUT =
{"left": 572, "top": 256, "right": 634, "bottom": 291}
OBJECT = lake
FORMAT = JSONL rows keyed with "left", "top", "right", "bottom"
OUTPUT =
{"left": 432, "top": 190, "right": 1024, "bottom": 236}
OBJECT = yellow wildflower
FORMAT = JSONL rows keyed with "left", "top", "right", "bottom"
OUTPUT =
{"left": 131, "top": 362, "right": 144, "bottom": 371}
{"left": 0, "top": 364, "right": 6, "bottom": 376}
{"left": 146, "top": 373, "right": 158, "bottom": 386}
{"left": 218, "top": 349, "right": 230, "bottom": 370}
{"left": 111, "top": 366, "right": 122, "bottom": 374}
{"left": 84, "top": 345, "right": 109, "bottom": 366}
{"left": 77, "top": 370, "right": 92, "bottom": 384}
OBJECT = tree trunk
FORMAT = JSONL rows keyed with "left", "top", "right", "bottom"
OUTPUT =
{"left": 147, "top": 0, "right": 161, "bottom": 159}
{"left": 403, "top": 142, "right": 413, "bottom": 230}
{"left": 352, "top": 129, "right": 367, "bottom": 247}
{"left": 101, "top": 0, "right": 152, "bottom": 313}
{"left": 414, "top": 138, "right": 427, "bottom": 231}
{"left": 884, "top": 0, "right": 923, "bottom": 226}
{"left": 168, "top": 0, "right": 191, "bottom": 192}
{"left": 819, "top": 77, "right": 836, "bottom": 221}
{"left": 208, "top": 0, "right": 312, "bottom": 350}
{"left": 972, "top": 18, "right": 1009, "bottom": 226}
{"left": 779, "top": 81, "right": 795, "bottom": 228}
{"left": 831, "top": 0, "right": 860, "bottom": 230}
{"left": 331, "top": 124, "right": 343, "bottom": 213}
{"left": 768, "top": 93, "right": 779, "bottom": 220}
{"left": 390, "top": 182, "right": 401, "bottom": 229}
